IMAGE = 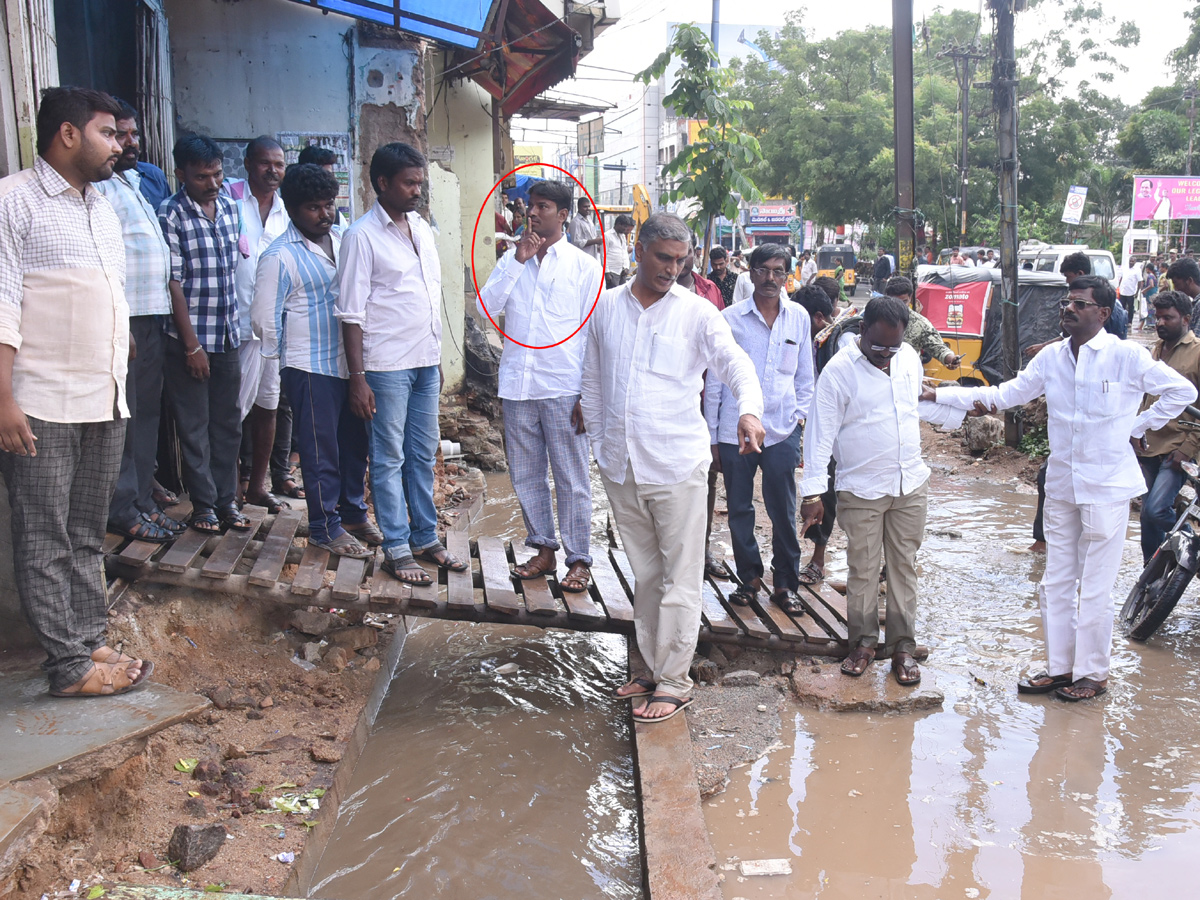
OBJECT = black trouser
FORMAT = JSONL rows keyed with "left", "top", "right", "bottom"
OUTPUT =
{"left": 109, "top": 314, "right": 166, "bottom": 525}
{"left": 1032, "top": 460, "right": 1048, "bottom": 543}
{"left": 238, "top": 394, "right": 293, "bottom": 486}
{"left": 804, "top": 458, "right": 838, "bottom": 546}
{"left": 163, "top": 336, "right": 242, "bottom": 510}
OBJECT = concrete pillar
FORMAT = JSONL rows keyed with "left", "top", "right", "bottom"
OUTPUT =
{"left": 428, "top": 163, "right": 464, "bottom": 392}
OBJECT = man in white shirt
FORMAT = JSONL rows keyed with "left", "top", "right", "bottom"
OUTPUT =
{"left": 924, "top": 275, "right": 1196, "bottom": 701}
{"left": 800, "top": 297, "right": 932, "bottom": 688}
{"left": 229, "top": 137, "right": 290, "bottom": 511}
{"left": 337, "top": 142, "right": 466, "bottom": 584}
{"left": 568, "top": 197, "right": 603, "bottom": 262}
{"left": 478, "top": 180, "right": 602, "bottom": 594}
{"left": 603, "top": 213, "right": 633, "bottom": 288}
{"left": 800, "top": 250, "right": 818, "bottom": 287}
{"left": 582, "top": 213, "right": 765, "bottom": 722}
{"left": 1117, "top": 259, "right": 1143, "bottom": 322}
{"left": 705, "top": 243, "right": 814, "bottom": 613}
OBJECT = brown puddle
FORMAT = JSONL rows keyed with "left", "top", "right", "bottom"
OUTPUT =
{"left": 706, "top": 474, "right": 1200, "bottom": 899}
{"left": 309, "top": 473, "right": 644, "bottom": 900}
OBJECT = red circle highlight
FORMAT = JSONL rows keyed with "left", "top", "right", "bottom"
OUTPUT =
{"left": 471, "top": 163, "right": 607, "bottom": 350}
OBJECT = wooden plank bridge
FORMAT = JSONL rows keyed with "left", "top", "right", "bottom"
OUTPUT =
{"left": 105, "top": 502, "right": 856, "bottom": 656}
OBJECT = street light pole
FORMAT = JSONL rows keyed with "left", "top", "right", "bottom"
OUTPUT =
{"left": 893, "top": 0, "right": 917, "bottom": 275}
{"left": 1184, "top": 86, "right": 1196, "bottom": 252}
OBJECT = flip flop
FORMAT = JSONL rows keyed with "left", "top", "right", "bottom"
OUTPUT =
{"left": 632, "top": 694, "right": 693, "bottom": 723}
{"left": 892, "top": 652, "right": 921, "bottom": 686}
{"left": 413, "top": 541, "right": 468, "bottom": 572}
{"left": 1056, "top": 678, "right": 1108, "bottom": 702}
{"left": 381, "top": 555, "right": 433, "bottom": 585}
{"left": 841, "top": 646, "right": 875, "bottom": 677}
{"left": 615, "top": 676, "right": 656, "bottom": 699}
{"left": 310, "top": 532, "right": 372, "bottom": 559}
{"left": 1017, "top": 671, "right": 1073, "bottom": 695}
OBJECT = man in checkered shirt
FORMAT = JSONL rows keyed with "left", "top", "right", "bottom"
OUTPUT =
{"left": 159, "top": 134, "right": 251, "bottom": 535}
{"left": 0, "top": 87, "right": 153, "bottom": 698}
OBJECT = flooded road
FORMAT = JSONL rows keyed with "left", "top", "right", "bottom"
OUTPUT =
{"left": 706, "top": 473, "right": 1200, "bottom": 899}
{"left": 309, "top": 474, "right": 644, "bottom": 900}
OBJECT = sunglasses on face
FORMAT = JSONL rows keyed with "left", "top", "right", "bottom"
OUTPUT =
{"left": 1059, "top": 298, "right": 1100, "bottom": 310}
{"left": 868, "top": 343, "right": 903, "bottom": 354}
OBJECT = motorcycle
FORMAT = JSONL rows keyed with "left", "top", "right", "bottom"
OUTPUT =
{"left": 1120, "top": 405, "right": 1200, "bottom": 641}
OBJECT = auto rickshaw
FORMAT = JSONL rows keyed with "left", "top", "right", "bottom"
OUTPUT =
{"left": 816, "top": 243, "right": 858, "bottom": 296}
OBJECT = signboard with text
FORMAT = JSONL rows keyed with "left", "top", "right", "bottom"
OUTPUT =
{"left": 1061, "top": 184, "right": 1087, "bottom": 225}
{"left": 747, "top": 200, "right": 797, "bottom": 226}
{"left": 917, "top": 280, "right": 992, "bottom": 338}
{"left": 1132, "top": 175, "right": 1200, "bottom": 221}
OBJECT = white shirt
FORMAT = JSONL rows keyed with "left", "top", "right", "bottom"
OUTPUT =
{"left": 604, "top": 229, "right": 629, "bottom": 274}
{"left": 229, "top": 182, "right": 289, "bottom": 341}
{"left": 581, "top": 282, "right": 764, "bottom": 486}
{"left": 935, "top": 330, "right": 1197, "bottom": 504}
{"left": 335, "top": 202, "right": 442, "bottom": 371}
{"left": 477, "top": 240, "right": 602, "bottom": 400}
{"left": 733, "top": 271, "right": 788, "bottom": 304}
{"left": 800, "top": 341, "right": 930, "bottom": 499}
{"left": 705, "top": 298, "right": 814, "bottom": 447}
{"left": 800, "top": 259, "right": 818, "bottom": 286}
{"left": 1118, "top": 262, "right": 1142, "bottom": 295}
{"left": 568, "top": 213, "right": 601, "bottom": 262}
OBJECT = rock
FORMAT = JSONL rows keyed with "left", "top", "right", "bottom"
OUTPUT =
{"left": 225, "top": 760, "right": 255, "bottom": 776}
{"left": 721, "top": 669, "right": 761, "bottom": 688}
{"left": 246, "top": 709, "right": 265, "bottom": 720}
{"left": 192, "top": 759, "right": 222, "bottom": 782}
{"left": 138, "top": 850, "right": 161, "bottom": 870}
{"left": 259, "top": 696, "right": 274, "bottom": 709}
{"left": 689, "top": 655, "right": 720, "bottom": 685}
{"left": 288, "top": 609, "right": 343, "bottom": 638}
{"left": 167, "top": 823, "right": 226, "bottom": 871}
{"left": 257, "top": 734, "right": 307, "bottom": 752}
{"left": 229, "top": 788, "right": 253, "bottom": 808}
{"left": 779, "top": 660, "right": 796, "bottom": 676}
{"left": 198, "top": 781, "right": 221, "bottom": 797}
{"left": 208, "top": 688, "right": 233, "bottom": 710}
{"left": 311, "top": 743, "right": 343, "bottom": 764}
{"left": 962, "top": 414, "right": 1004, "bottom": 454}
{"left": 703, "top": 643, "right": 730, "bottom": 668}
{"left": 205, "top": 712, "right": 220, "bottom": 725}
{"left": 696, "top": 763, "right": 728, "bottom": 799}
{"left": 789, "top": 662, "right": 944, "bottom": 712}
{"left": 114, "top": 861, "right": 129, "bottom": 874}
{"left": 324, "top": 647, "right": 350, "bottom": 672}
{"left": 222, "top": 744, "right": 248, "bottom": 760}
{"left": 254, "top": 792, "right": 273, "bottom": 810}
{"left": 302, "top": 642, "right": 324, "bottom": 663}
{"left": 722, "top": 644, "right": 744, "bottom": 662}
{"left": 230, "top": 694, "right": 255, "bottom": 710}
{"left": 364, "top": 657, "right": 381, "bottom": 672}
{"left": 326, "top": 625, "right": 378, "bottom": 652}
{"left": 183, "top": 797, "right": 208, "bottom": 818}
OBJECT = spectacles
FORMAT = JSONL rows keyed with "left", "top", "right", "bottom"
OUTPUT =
{"left": 868, "top": 343, "right": 903, "bottom": 354}
{"left": 752, "top": 267, "right": 788, "bottom": 281}
{"left": 1059, "top": 298, "right": 1100, "bottom": 310}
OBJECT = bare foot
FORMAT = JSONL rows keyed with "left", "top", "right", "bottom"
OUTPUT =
{"left": 1028, "top": 540, "right": 1046, "bottom": 552}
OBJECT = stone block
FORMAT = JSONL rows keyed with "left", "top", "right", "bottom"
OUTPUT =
{"left": 789, "top": 662, "right": 944, "bottom": 712}
{"left": 167, "top": 823, "right": 226, "bottom": 871}
{"left": 721, "top": 669, "right": 761, "bottom": 688}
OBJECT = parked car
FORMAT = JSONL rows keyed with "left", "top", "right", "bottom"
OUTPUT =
{"left": 1017, "top": 242, "right": 1118, "bottom": 290}
{"left": 935, "top": 245, "right": 998, "bottom": 266}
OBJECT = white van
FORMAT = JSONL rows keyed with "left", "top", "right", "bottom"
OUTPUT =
{"left": 1017, "top": 241, "right": 1118, "bottom": 289}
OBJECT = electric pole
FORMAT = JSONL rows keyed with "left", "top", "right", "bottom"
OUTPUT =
{"left": 1184, "top": 85, "right": 1196, "bottom": 252}
{"left": 937, "top": 42, "right": 987, "bottom": 248}
{"left": 990, "top": 0, "right": 1021, "bottom": 445}
{"left": 893, "top": 0, "right": 917, "bottom": 275}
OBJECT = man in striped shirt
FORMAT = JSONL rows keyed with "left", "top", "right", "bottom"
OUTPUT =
{"left": 251, "top": 164, "right": 377, "bottom": 558}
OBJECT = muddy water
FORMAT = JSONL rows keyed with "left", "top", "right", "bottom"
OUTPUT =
{"left": 309, "top": 473, "right": 643, "bottom": 900}
{"left": 706, "top": 473, "right": 1200, "bottom": 899}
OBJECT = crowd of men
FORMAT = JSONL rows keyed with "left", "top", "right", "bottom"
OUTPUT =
{"left": 4, "top": 85, "right": 1198, "bottom": 713}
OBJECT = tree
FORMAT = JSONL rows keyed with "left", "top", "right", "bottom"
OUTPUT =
{"left": 636, "top": 24, "right": 763, "bottom": 243}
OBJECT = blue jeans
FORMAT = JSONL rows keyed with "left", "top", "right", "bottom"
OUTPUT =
{"left": 365, "top": 366, "right": 440, "bottom": 559}
{"left": 1139, "top": 454, "right": 1186, "bottom": 563}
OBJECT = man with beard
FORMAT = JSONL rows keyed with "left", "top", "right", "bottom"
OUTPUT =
{"left": 160, "top": 134, "right": 249, "bottom": 534}
{"left": 337, "top": 143, "right": 463, "bottom": 583}
{"left": 229, "top": 137, "right": 291, "bottom": 513}
{"left": 97, "top": 99, "right": 179, "bottom": 544}
{"left": 924, "top": 276, "right": 1195, "bottom": 701}
{"left": 708, "top": 246, "right": 739, "bottom": 307}
{"left": 1134, "top": 291, "right": 1200, "bottom": 563}
{"left": 478, "top": 181, "right": 602, "bottom": 594}
{"left": 0, "top": 86, "right": 153, "bottom": 697}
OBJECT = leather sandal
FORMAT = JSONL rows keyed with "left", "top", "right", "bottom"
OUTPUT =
{"left": 1056, "top": 677, "right": 1108, "bottom": 701}
{"left": 413, "top": 541, "right": 468, "bottom": 572}
{"left": 50, "top": 660, "right": 153, "bottom": 698}
{"left": 344, "top": 520, "right": 385, "bottom": 547}
{"left": 841, "top": 645, "right": 875, "bottom": 677}
{"left": 188, "top": 507, "right": 221, "bottom": 534}
{"left": 245, "top": 492, "right": 288, "bottom": 515}
{"left": 560, "top": 563, "right": 591, "bottom": 594}
{"left": 892, "top": 651, "right": 921, "bottom": 686}
{"left": 1017, "top": 671, "right": 1073, "bottom": 695}
{"left": 217, "top": 503, "right": 253, "bottom": 531}
{"left": 309, "top": 531, "right": 372, "bottom": 559}
{"left": 381, "top": 554, "right": 433, "bottom": 585}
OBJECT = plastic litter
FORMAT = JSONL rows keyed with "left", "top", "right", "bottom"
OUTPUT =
{"left": 276, "top": 852, "right": 295, "bottom": 864}
{"left": 494, "top": 663, "right": 519, "bottom": 675}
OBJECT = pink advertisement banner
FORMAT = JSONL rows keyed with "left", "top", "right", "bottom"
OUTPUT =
{"left": 1132, "top": 175, "right": 1200, "bottom": 221}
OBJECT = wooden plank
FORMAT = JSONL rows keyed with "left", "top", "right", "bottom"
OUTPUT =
{"left": 408, "top": 560, "right": 440, "bottom": 609}
{"left": 808, "top": 580, "right": 850, "bottom": 625}
{"left": 116, "top": 537, "right": 160, "bottom": 567}
{"left": 248, "top": 509, "right": 303, "bottom": 587}
{"left": 707, "top": 578, "right": 772, "bottom": 640}
{"left": 103, "top": 533, "right": 126, "bottom": 554}
{"left": 444, "top": 531, "right": 477, "bottom": 613}
{"left": 588, "top": 554, "right": 633, "bottom": 623}
{"left": 511, "top": 547, "right": 561, "bottom": 616}
{"left": 290, "top": 543, "right": 330, "bottom": 596}
{"left": 156, "top": 526, "right": 210, "bottom": 573}
{"left": 700, "top": 580, "right": 744, "bottom": 636}
{"left": 749, "top": 592, "right": 807, "bottom": 643}
{"left": 609, "top": 548, "right": 637, "bottom": 598}
{"left": 798, "top": 584, "right": 849, "bottom": 642}
{"left": 201, "top": 506, "right": 268, "bottom": 579}
{"left": 477, "top": 536, "right": 522, "bottom": 615}
{"left": 368, "top": 550, "right": 409, "bottom": 605}
{"left": 549, "top": 552, "right": 606, "bottom": 625}
{"left": 331, "top": 555, "right": 367, "bottom": 603}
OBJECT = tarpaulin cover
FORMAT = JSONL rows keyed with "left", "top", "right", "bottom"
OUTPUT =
{"left": 916, "top": 266, "right": 1069, "bottom": 385}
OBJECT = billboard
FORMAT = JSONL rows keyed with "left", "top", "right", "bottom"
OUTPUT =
{"left": 747, "top": 200, "right": 797, "bottom": 226}
{"left": 513, "top": 145, "right": 544, "bottom": 177}
{"left": 1061, "top": 185, "right": 1087, "bottom": 225}
{"left": 1132, "top": 175, "right": 1200, "bottom": 221}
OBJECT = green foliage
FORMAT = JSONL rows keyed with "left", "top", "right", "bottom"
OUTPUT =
{"left": 1018, "top": 425, "right": 1050, "bottom": 459}
{"left": 1118, "top": 109, "right": 1192, "bottom": 173}
{"left": 636, "top": 24, "right": 763, "bottom": 228}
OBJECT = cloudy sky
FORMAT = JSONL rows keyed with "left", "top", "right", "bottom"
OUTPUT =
{"left": 512, "top": 0, "right": 1194, "bottom": 152}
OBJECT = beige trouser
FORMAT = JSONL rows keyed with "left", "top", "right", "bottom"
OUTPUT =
{"left": 837, "top": 479, "right": 928, "bottom": 657}
{"left": 601, "top": 461, "right": 709, "bottom": 698}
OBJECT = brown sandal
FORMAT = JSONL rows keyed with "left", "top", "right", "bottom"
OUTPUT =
{"left": 560, "top": 563, "right": 591, "bottom": 594}
{"left": 841, "top": 645, "right": 875, "bottom": 677}
{"left": 50, "top": 660, "right": 153, "bottom": 698}
{"left": 513, "top": 555, "right": 556, "bottom": 580}
{"left": 892, "top": 651, "right": 921, "bottom": 686}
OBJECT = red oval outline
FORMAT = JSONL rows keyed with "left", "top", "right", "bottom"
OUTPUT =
{"left": 470, "top": 163, "right": 607, "bottom": 350}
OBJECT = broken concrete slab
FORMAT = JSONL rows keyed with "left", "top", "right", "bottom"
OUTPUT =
{"left": 0, "top": 668, "right": 210, "bottom": 784}
{"left": 0, "top": 781, "right": 48, "bottom": 892}
{"left": 721, "top": 669, "right": 761, "bottom": 687}
{"left": 789, "top": 661, "right": 944, "bottom": 712}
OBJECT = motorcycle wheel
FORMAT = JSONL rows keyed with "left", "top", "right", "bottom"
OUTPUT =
{"left": 1120, "top": 547, "right": 1194, "bottom": 641}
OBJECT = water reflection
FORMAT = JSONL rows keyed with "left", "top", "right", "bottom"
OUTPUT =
{"left": 705, "top": 475, "right": 1200, "bottom": 899}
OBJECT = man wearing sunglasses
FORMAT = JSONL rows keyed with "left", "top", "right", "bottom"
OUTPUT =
{"left": 922, "top": 276, "right": 1196, "bottom": 702}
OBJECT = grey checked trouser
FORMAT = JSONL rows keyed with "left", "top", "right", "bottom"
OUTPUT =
{"left": 1, "top": 417, "right": 125, "bottom": 691}
{"left": 502, "top": 396, "right": 593, "bottom": 565}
